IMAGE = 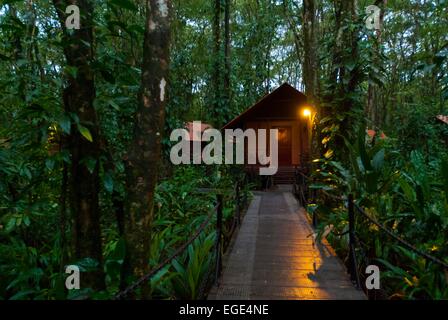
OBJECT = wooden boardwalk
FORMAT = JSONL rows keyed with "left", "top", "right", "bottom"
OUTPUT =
{"left": 209, "top": 187, "right": 366, "bottom": 300}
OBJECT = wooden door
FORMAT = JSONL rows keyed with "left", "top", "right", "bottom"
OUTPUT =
{"left": 272, "top": 126, "right": 292, "bottom": 165}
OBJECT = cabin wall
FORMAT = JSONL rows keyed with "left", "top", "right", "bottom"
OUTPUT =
{"left": 244, "top": 119, "right": 309, "bottom": 166}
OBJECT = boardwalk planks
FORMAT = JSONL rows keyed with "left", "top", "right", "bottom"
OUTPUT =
{"left": 209, "top": 187, "right": 366, "bottom": 300}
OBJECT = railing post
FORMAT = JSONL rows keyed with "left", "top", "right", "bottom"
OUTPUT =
{"left": 242, "top": 176, "right": 247, "bottom": 209}
{"left": 312, "top": 197, "right": 317, "bottom": 228}
{"left": 294, "top": 168, "right": 299, "bottom": 199}
{"left": 348, "top": 194, "right": 361, "bottom": 289}
{"left": 235, "top": 182, "right": 241, "bottom": 226}
{"left": 215, "top": 194, "right": 223, "bottom": 284}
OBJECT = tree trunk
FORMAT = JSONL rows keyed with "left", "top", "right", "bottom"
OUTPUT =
{"left": 122, "top": 0, "right": 171, "bottom": 298}
{"left": 212, "top": 0, "right": 223, "bottom": 126}
{"left": 223, "top": 0, "right": 231, "bottom": 117}
{"left": 59, "top": 160, "right": 68, "bottom": 272}
{"left": 302, "top": 0, "right": 321, "bottom": 169}
{"left": 52, "top": 0, "right": 104, "bottom": 290}
{"left": 367, "top": 0, "right": 387, "bottom": 129}
{"left": 302, "top": 0, "right": 318, "bottom": 103}
{"left": 327, "top": 0, "right": 361, "bottom": 160}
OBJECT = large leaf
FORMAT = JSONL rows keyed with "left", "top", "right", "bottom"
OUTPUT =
{"left": 398, "top": 176, "right": 415, "bottom": 202}
{"left": 104, "top": 172, "right": 114, "bottom": 193}
{"left": 358, "top": 127, "right": 372, "bottom": 171}
{"left": 9, "top": 290, "right": 35, "bottom": 300}
{"left": 398, "top": 176, "right": 423, "bottom": 218}
{"left": 343, "top": 137, "right": 361, "bottom": 188}
{"left": 372, "top": 148, "right": 385, "bottom": 172}
{"left": 59, "top": 115, "right": 71, "bottom": 134}
{"left": 78, "top": 125, "right": 93, "bottom": 142}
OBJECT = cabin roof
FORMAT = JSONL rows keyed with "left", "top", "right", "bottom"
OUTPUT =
{"left": 367, "top": 129, "right": 387, "bottom": 139}
{"left": 436, "top": 115, "right": 448, "bottom": 125}
{"left": 185, "top": 122, "right": 213, "bottom": 141}
{"left": 222, "top": 83, "right": 308, "bottom": 130}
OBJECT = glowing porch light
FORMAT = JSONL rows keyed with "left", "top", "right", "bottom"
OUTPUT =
{"left": 303, "top": 108, "right": 312, "bottom": 117}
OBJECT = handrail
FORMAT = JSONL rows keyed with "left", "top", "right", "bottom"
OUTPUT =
{"left": 114, "top": 177, "right": 248, "bottom": 300}
{"left": 292, "top": 171, "right": 448, "bottom": 294}
{"left": 114, "top": 204, "right": 216, "bottom": 300}
{"left": 348, "top": 194, "right": 361, "bottom": 288}
{"left": 353, "top": 202, "right": 448, "bottom": 269}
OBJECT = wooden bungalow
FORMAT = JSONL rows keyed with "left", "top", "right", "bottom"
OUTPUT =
{"left": 222, "top": 83, "right": 313, "bottom": 184}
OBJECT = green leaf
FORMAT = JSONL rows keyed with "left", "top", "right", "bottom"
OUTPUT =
{"left": 23, "top": 216, "right": 31, "bottom": 227}
{"left": 111, "top": 238, "right": 126, "bottom": 262}
{"left": 59, "top": 115, "right": 71, "bottom": 134}
{"left": 15, "top": 215, "right": 22, "bottom": 227}
{"left": 398, "top": 177, "right": 415, "bottom": 202}
{"left": 110, "top": 0, "right": 138, "bottom": 11}
{"left": 398, "top": 176, "right": 423, "bottom": 218}
{"left": 46, "top": 158, "right": 55, "bottom": 171}
{"left": 21, "top": 167, "right": 32, "bottom": 179}
{"left": 372, "top": 149, "right": 385, "bottom": 172}
{"left": 358, "top": 128, "right": 372, "bottom": 171}
{"left": 344, "top": 137, "right": 361, "bottom": 181}
{"left": 76, "top": 258, "right": 100, "bottom": 272}
{"left": 70, "top": 113, "right": 80, "bottom": 125}
{"left": 9, "top": 290, "right": 35, "bottom": 300}
{"left": 78, "top": 125, "right": 93, "bottom": 142}
{"left": 376, "top": 258, "right": 409, "bottom": 278}
{"left": 172, "top": 258, "right": 186, "bottom": 274}
{"left": 67, "top": 288, "right": 93, "bottom": 300}
{"left": 104, "top": 172, "right": 114, "bottom": 193}
{"left": 108, "top": 100, "right": 120, "bottom": 111}
{"left": 5, "top": 217, "right": 16, "bottom": 232}
{"left": 81, "top": 157, "right": 97, "bottom": 174}
{"left": 374, "top": 238, "right": 382, "bottom": 257}
{"left": 346, "top": 61, "right": 356, "bottom": 72}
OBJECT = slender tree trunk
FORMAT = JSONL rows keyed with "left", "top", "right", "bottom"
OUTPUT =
{"left": 302, "top": 0, "right": 318, "bottom": 103}
{"left": 9, "top": 6, "right": 26, "bottom": 100}
{"left": 302, "top": 0, "right": 321, "bottom": 167}
{"left": 223, "top": 0, "right": 231, "bottom": 116}
{"left": 52, "top": 0, "right": 104, "bottom": 289}
{"left": 59, "top": 158, "right": 68, "bottom": 272}
{"left": 283, "top": 1, "right": 304, "bottom": 89}
{"left": 367, "top": 0, "right": 387, "bottom": 129}
{"left": 327, "top": 0, "right": 361, "bottom": 160}
{"left": 122, "top": 0, "right": 171, "bottom": 298}
{"left": 212, "top": 0, "right": 223, "bottom": 125}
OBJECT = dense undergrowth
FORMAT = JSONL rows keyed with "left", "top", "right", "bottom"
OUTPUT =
{"left": 310, "top": 128, "right": 448, "bottom": 299}
{"left": 0, "top": 166, "right": 251, "bottom": 300}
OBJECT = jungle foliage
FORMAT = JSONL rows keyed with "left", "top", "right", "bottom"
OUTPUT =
{"left": 0, "top": 0, "right": 447, "bottom": 300}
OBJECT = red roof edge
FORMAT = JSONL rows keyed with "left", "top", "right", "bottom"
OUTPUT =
{"left": 436, "top": 115, "right": 448, "bottom": 125}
